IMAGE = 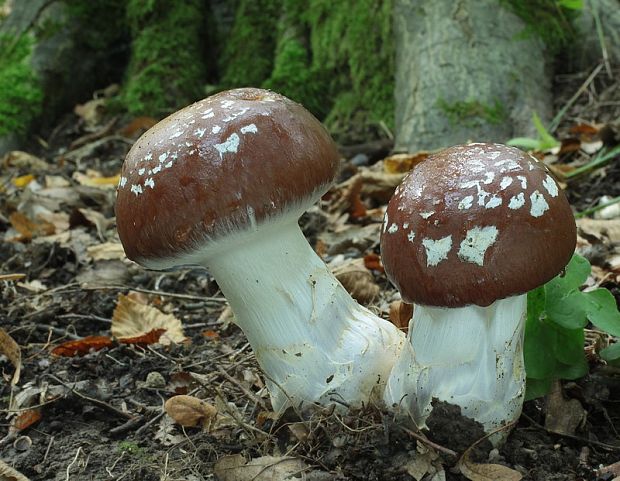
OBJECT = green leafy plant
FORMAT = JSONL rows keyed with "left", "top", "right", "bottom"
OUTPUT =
{"left": 507, "top": 112, "right": 560, "bottom": 151}
{"left": 525, "top": 254, "right": 620, "bottom": 399}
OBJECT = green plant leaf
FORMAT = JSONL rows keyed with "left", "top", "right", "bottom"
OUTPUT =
{"left": 525, "top": 286, "right": 556, "bottom": 379}
{"left": 506, "top": 137, "right": 543, "bottom": 150}
{"left": 600, "top": 343, "right": 620, "bottom": 366}
{"left": 544, "top": 256, "right": 591, "bottom": 329}
{"left": 532, "top": 112, "right": 560, "bottom": 150}
{"left": 582, "top": 289, "right": 620, "bottom": 336}
{"left": 525, "top": 377, "right": 552, "bottom": 401}
{"left": 552, "top": 325, "right": 586, "bottom": 367}
{"left": 558, "top": 0, "right": 583, "bottom": 10}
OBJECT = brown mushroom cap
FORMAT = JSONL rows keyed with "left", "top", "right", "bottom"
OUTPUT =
{"left": 116, "top": 88, "right": 340, "bottom": 266}
{"left": 380, "top": 143, "right": 576, "bottom": 307}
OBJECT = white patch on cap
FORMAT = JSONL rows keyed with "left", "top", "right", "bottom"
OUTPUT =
{"left": 119, "top": 177, "right": 127, "bottom": 188}
{"left": 138, "top": 168, "right": 145, "bottom": 175}
{"left": 223, "top": 107, "right": 250, "bottom": 123}
{"left": 460, "top": 180, "right": 479, "bottom": 189}
{"left": 530, "top": 190, "right": 549, "bottom": 217}
{"left": 144, "top": 178, "right": 155, "bottom": 189}
{"left": 542, "top": 174, "right": 559, "bottom": 197}
{"left": 164, "top": 161, "right": 173, "bottom": 169}
{"left": 488, "top": 151, "right": 501, "bottom": 160}
{"left": 194, "top": 128, "right": 206, "bottom": 138}
{"left": 485, "top": 195, "right": 502, "bottom": 209}
{"left": 483, "top": 171, "right": 495, "bottom": 184}
{"left": 212, "top": 125, "right": 221, "bottom": 134}
{"left": 495, "top": 158, "right": 521, "bottom": 173}
{"left": 240, "top": 123, "right": 258, "bottom": 134}
{"left": 214, "top": 133, "right": 240, "bottom": 157}
{"left": 388, "top": 223, "right": 398, "bottom": 234}
{"left": 151, "top": 165, "right": 161, "bottom": 175}
{"left": 220, "top": 101, "right": 235, "bottom": 109}
{"left": 422, "top": 236, "right": 453, "bottom": 267}
{"left": 477, "top": 189, "right": 490, "bottom": 206}
{"left": 420, "top": 211, "right": 434, "bottom": 219}
{"left": 159, "top": 152, "right": 168, "bottom": 163}
{"left": 130, "top": 184, "right": 143, "bottom": 196}
{"left": 508, "top": 193, "right": 526, "bottom": 209}
{"left": 458, "top": 226, "right": 498, "bottom": 266}
{"left": 458, "top": 195, "right": 474, "bottom": 210}
{"left": 145, "top": 152, "right": 153, "bottom": 161}
{"left": 500, "top": 177, "right": 513, "bottom": 190}
{"left": 202, "top": 112, "right": 215, "bottom": 119}
{"left": 516, "top": 175, "right": 527, "bottom": 189}
{"left": 382, "top": 213, "right": 389, "bottom": 232}
{"left": 407, "top": 231, "right": 415, "bottom": 242}
{"left": 169, "top": 130, "right": 183, "bottom": 139}
{"left": 403, "top": 222, "right": 409, "bottom": 229}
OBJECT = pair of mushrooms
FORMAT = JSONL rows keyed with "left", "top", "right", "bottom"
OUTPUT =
{"left": 115, "top": 88, "right": 576, "bottom": 435}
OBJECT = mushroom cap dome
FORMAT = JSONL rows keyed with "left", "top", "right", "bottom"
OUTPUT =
{"left": 380, "top": 143, "right": 576, "bottom": 307}
{"left": 116, "top": 88, "right": 340, "bottom": 267}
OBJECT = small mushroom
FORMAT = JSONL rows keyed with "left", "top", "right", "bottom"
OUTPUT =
{"left": 380, "top": 142, "right": 576, "bottom": 437}
{"left": 115, "top": 88, "right": 405, "bottom": 411}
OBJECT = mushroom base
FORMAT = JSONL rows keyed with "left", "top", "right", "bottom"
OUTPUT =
{"left": 384, "top": 295, "right": 526, "bottom": 440}
{"left": 205, "top": 219, "right": 405, "bottom": 411}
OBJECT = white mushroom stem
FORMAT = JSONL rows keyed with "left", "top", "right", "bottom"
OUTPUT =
{"left": 384, "top": 295, "right": 526, "bottom": 438}
{"left": 202, "top": 219, "right": 405, "bottom": 411}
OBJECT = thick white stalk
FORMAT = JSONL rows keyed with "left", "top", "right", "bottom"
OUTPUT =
{"left": 203, "top": 220, "right": 405, "bottom": 411}
{"left": 384, "top": 296, "right": 526, "bottom": 434}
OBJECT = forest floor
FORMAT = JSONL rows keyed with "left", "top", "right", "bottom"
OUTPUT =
{"left": 1, "top": 65, "right": 620, "bottom": 481}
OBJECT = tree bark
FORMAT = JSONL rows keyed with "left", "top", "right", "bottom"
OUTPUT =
{"left": 394, "top": 0, "right": 552, "bottom": 152}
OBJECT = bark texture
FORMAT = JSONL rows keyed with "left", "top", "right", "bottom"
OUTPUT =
{"left": 394, "top": 0, "right": 552, "bottom": 152}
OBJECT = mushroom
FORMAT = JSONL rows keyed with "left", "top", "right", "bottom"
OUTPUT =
{"left": 380, "top": 143, "right": 576, "bottom": 435}
{"left": 115, "top": 88, "right": 405, "bottom": 411}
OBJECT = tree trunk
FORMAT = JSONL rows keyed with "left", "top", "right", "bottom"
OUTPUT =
{"left": 394, "top": 0, "right": 552, "bottom": 153}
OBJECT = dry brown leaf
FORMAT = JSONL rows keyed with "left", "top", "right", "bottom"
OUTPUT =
{"left": 72, "top": 170, "right": 120, "bottom": 189}
{"left": 119, "top": 116, "right": 159, "bottom": 138}
{"left": 118, "top": 328, "right": 166, "bottom": 346}
{"left": 0, "top": 459, "right": 31, "bottom": 481}
{"left": 112, "top": 293, "right": 186, "bottom": 345}
{"left": 213, "top": 454, "right": 308, "bottom": 481}
{"left": 0, "top": 327, "right": 21, "bottom": 384}
{"left": 2, "top": 150, "right": 49, "bottom": 170}
{"left": 8, "top": 212, "right": 55, "bottom": 241}
{"left": 70, "top": 207, "right": 110, "bottom": 240}
{"left": 458, "top": 451, "right": 522, "bottom": 481}
{"left": 74, "top": 98, "right": 107, "bottom": 127}
{"left": 86, "top": 242, "right": 126, "bottom": 261}
{"left": 165, "top": 395, "right": 217, "bottom": 429}
{"left": 363, "top": 252, "right": 384, "bottom": 272}
{"left": 51, "top": 336, "right": 113, "bottom": 357}
{"left": 12, "top": 174, "right": 35, "bottom": 188}
{"left": 577, "top": 218, "right": 620, "bottom": 243}
{"left": 44, "top": 175, "right": 71, "bottom": 188}
{"left": 389, "top": 300, "right": 413, "bottom": 331}
{"left": 544, "top": 380, "right": 586, "bottom": 436}
{"left": 384, "top": 151, "right": 429, "bottom": 174}
{"left": 332, "top": 258, "right": 380, "bottom": 304}
{"left": 11, "top": 409, "right": 42, "bottom": 431}
{"left": 0, "top": 273, "right": 26, "bottom": 282}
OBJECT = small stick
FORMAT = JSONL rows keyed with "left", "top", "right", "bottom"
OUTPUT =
{"left": 399, "top": 426, "right": 457, "bottom": 457}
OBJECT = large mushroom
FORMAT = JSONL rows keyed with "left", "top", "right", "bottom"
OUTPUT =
{"left": 380, "top": 143, "right": 576, "bottom": 434}
{"left": 115, "top": 88, "right": 405, "bottom": 411}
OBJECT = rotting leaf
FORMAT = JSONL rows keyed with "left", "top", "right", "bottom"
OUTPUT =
{"left": 0, "top": 327, "right": 21, "bottom": 384}
{"left": 51, "top": 336, "right": 113, "bottom": 357}
{"left": 11, "top": 409, "right": 42, "bottom": 432}
{"left": 332, "top": 259, "right": 380, "bottom": 304}
{"left": 384, "top": 152, "right": 429, "bottom": 174}
{"left": 112, "top": 293, "right": 187, "bottom": 345}
{"left": 363, "top": 252, "right": 384, "bottom": 272}
{"left": 458, "top": 449, "right": 522, "bottom": 481}
{"left": 0, "top": 459, "right": 31, "bottom": 481}
{"left": 2, "top": 150, "right": 49, "bottom": 170}
{"left": 544, "top": 380, "right": 586, "bottom": 436}
{"left": 72, "top": 171, "right": 120, "bottom": 189}
{"left": 8, "top": 212, "right": 55, "bottom": 241}
{"left": 389, "top": 300, "right": 413, "bottom": 331}
{"left": 213, "top": 454, "right": 308, "bottom": 481}
{"left": 12, "top": 174, "right": 35, "bottom": 188}
{"left": 86, "top": 242, "right": 126, "bottom": 262}
{"left": 164, "top": 395, "right": 217, "bottom": 429}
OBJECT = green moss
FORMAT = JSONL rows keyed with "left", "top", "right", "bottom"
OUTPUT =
{"left": 121, "top": 0, "right": 207, "bottom": 117}
{"left": 220, "top": 0, "right": 280, "bottom": 88}
{"left": 0, "top": 34, "right": 43, "bottom": 137}
{"left": 306, "top": 0, "right": 394, "bottom": 141}
{"left": 64, "top": 0, "right": 128, "bottom": 51}
{"left": 437, "top": 98, "right": 506, "bottom": 127}
{"left": 502, "top": 0, "right": 581, "bottom": 52}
